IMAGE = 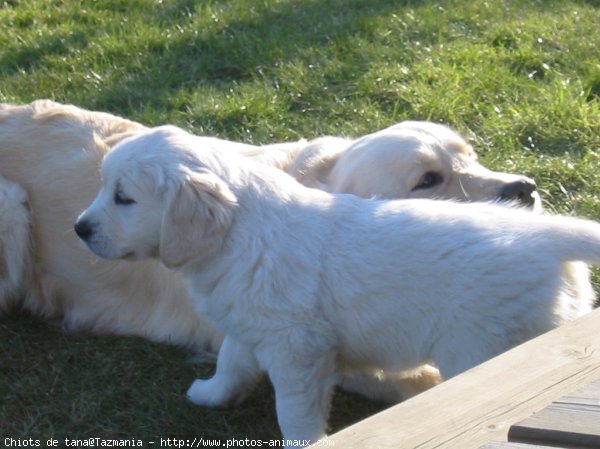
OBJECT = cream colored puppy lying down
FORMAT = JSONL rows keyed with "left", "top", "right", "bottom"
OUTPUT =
{"left": 0, "top": 100, "right": 539, "bottom": 358}
{"left": 75, "top": 125, "right": 597, "bottom": 445}
{"left": 286, "top": 121, "right": 539, "bottom": 206}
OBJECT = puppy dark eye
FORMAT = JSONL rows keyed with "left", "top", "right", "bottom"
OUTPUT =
{"left": 114, "top": 191, "right": 136, "bottom": 205}
{"left": 413, "top": 172, "right": 443, "bottom": 191}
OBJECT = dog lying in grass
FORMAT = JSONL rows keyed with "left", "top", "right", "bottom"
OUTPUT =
{"left": 75, "top": 125, "right": 597, "bottom": 445}
{"left": 0, "top": 100, "right": 538, "bottom": 360}
{"left": 286, "top": 121, "right": 539, "bottom": 207}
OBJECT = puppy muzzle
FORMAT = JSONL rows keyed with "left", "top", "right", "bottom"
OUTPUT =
{"left": 74, "top": 219, "right": 96, "bottom": 241}
{"left": 499, "top": 177, "right": 538, "bottom": 208}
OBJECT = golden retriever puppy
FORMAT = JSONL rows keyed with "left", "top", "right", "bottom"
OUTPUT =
{"left": 283, "top": 121, "right": 544, "bottom": 402}
{"left": 75, "top": 125, "right": 597, "bottom": 445}
{"left": 288, "top": 121, "right": 540, "bottom": 207}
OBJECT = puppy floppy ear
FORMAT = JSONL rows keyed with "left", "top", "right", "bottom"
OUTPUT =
{"left": 160, "top": 170, "right": 237, "bottom": 269}
{"left": 288, "top": 137, "right": 344, "bottom": 189}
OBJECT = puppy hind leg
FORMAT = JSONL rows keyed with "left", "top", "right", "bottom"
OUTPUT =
{"left": 266, "top": 350, "right": 338, "bottom": 446}
{"left": 187, "top": 335, "right": 262, "bottom": 408}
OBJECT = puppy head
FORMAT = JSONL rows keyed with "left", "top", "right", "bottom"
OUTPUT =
{"left": 322, "top": 121, "right": 540, "bottom": 209}
{"left": 75, "top": 126, "right": 237, "bottom": 269}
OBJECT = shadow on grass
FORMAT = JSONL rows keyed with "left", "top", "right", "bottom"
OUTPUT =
{"left": 86, "top": 0, "right": 432, "bottom": 113}
{"left": 0, "top": 312, "right": 387, "bottom": 440}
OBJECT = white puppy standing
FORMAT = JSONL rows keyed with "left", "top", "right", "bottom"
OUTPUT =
{"left": 76, "top": 125, "right": 597, "bottom": 445}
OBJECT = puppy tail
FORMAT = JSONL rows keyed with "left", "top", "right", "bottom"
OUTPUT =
{"left": 546, "top": 215, "right": 600, "bottom": 265}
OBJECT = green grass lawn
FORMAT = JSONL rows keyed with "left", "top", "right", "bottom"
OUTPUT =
{"left": 1, "top": 0, "right": 599, "bottom": 444}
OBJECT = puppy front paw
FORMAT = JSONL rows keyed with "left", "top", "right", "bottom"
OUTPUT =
{"left": 186, "top": 378, "right": 232, "bottom": 408}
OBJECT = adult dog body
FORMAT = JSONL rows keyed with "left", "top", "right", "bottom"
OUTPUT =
{"left": 0, "top": 101, "right": 224, "bottom": 351}
{"left": 76, "top": 126, "right": 597, "bottom": 444}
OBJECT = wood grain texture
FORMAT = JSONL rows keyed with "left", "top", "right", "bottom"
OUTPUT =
{"left": 508, "top": 381, "right": 600, "bottom": 448}
{"left": 325, "top": 307, "right": 600, "bottom": 449}
{"left": 479, "top": 443, "right": 565, "bottom": 449}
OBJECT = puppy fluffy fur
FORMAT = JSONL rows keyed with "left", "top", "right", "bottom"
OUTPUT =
{"left": 76, "top": 125, "right": 597, "bottom": 444}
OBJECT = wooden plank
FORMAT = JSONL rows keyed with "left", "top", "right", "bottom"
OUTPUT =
{"left": 479, "top": 443, "right": 566, "bottom": 449}
{"left": 325, "top": 307, "right": 600, "bottom": 449}
{"left": 557, "top": 380, "right": 600, "bottom": 407}
{"left": 508, "top": 381, "right": 600, "bottom": 448}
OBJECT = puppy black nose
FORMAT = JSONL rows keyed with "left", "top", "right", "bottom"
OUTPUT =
{"left": 499, "top": 177, "right": 538, "bottom": 207}
{"left": 74, "top": 219, "right": 94, "bottom": 240}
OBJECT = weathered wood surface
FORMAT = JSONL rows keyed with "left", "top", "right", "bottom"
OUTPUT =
{"left": 325, "top": 307, "right": 600, "bottom": 449}
{"left": 508, "top": 381, "right": 600, "bottom": 448}
{"left": 479, "top": 443, "right": 564, "bottom": 449}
